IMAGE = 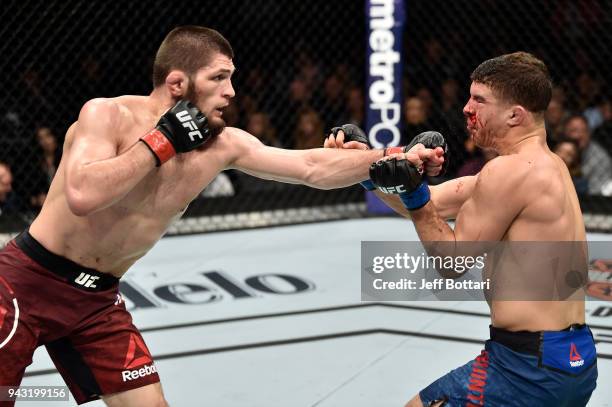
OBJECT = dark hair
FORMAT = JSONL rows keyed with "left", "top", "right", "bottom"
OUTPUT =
{"left": 553, "top": 137, "right": 580, "bottom": 152}
{"left": 470, "top": 52, "right": 552, "bottom": 114}
{"left": 563, "top": 113, "right": 588, "bottom": 129}
{"left": 152, "top": 26, "right": 234, "bottom": 87}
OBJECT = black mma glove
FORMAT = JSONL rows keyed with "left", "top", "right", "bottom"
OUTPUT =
{"left": 329, "top": 124, "right": 377, "bottom": 191}
{"left": 330, "top": 124, "right": 370, "bottom": 146}
{"left": 140, "top": 100, "right": 210, "bottom": 166}
{"left": 384, "top": 131, "right": 449, "bottom": 176}
{"left": 369, "top": 158, "right": 430, "bottom": 210}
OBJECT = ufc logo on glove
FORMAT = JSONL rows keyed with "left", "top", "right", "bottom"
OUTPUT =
{"left": 378, "top": 185, "right": 407, "bottom": 194}
{"left": 176, "top": 110, "right": 203, "bottom": 141}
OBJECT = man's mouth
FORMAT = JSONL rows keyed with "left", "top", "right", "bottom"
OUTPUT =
{"left": 466, "top": 114, "right": 478, "bottom": 131}
{"left": 214, "top": 105, "right": 228, "bottom": 116}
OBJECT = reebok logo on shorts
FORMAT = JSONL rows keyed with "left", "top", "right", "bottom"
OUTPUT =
{"left": 569, "top": 342, "right": 584, "bottom": 367}
{"left": 121, "top": 333, "right": 155, "bottom": 381}
{"left": 121, "top": 363, "right": 158, "bottom": 382}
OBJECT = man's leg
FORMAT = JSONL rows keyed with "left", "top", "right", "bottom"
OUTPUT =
{"left": 102, "top": 382, "right": 168, "bottom": 407}
{"left": 408, "top": 350, "right": 489, "bottom": 407}
{"left": 405, "top": 394, "right": 445, "bottom": 407}
{"left": 46, "top": 302, "right": 161, "bottom": 405}
{"left": 0, "top": 273, "right": 39, "bottom": 407}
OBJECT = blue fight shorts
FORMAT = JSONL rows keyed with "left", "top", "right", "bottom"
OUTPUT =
{"left": 419, "top": 324, "right": 597, "bottom": 406}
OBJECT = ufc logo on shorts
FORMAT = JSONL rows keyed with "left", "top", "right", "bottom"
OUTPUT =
{"left": 74, "top": 272, "right": 100, "bottom": 288}
{"left": 176, "top": 110, "right": 203, "bottom": 141}
{"left": 378, "top": 185, "right": 406, "bottom": 194}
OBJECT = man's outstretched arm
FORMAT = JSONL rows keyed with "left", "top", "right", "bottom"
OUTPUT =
{"left": 323, "top": 125, "right": 471, "bottom": 219}
{"left": 226, "top": 127, "right": 384, "bottom": 189}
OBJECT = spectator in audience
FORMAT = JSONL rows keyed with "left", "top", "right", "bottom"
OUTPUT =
{"left": 437, "top": 78, "right": 467, "bottom": 177}
{"left": 288, "top": 77, "right": 312, "bottom": 108}
{"left": 19, "top": 126, "right": 62, "bottom": 210}
{"left": 439, "top": 79, "right": 462, "bottom": 119}
{"left": 403, "top": 96, "right": 432, "bottom": 137}
{"left": 293, "top": 107, "right": 324, "bottom": 150}
{"left": 592, "top": 98, "right": 612, "bottom": 154}
{"left": 552, "top": 138, "right": 589, "bottom": 194}
{"left": 244, "top": 66, "right": 266, "bottom": 97}
{"left": 276, "top": 77, "right": 313, "bottom": 139}
{"left": 20, "top": 67, "right": 54, "bottom": 128}
{"left": 243, "top": 66, "right": 273, "bottom": 113}
{"left": 408, "top": 38, "right": 457, "bottom": 92}
{"left": 545, "top": 98, "right": 569, "bottom": 141}
{"left": 574, "top": 71, "right": 601, "bottom": 112}
{"left": 240, "top": 94, "right": 259, "bottom": 117}
{"left": 415, "top": 87, "right": 435, "bottom": 119}
{"left": 294, "top": 51, "right": 322, "bottom": 92}
{"left": 456, "top": 137, "right": 498, "bottom": 177}
{"left": 563, "top": 114, "right": 612, "bottom": 195}
{"left": 247, "top": 112, "right": 282, "bottom": 147}
{"left": 0, "top": 162, "right": 22, "bottom": 216}
{"left": 319, "top": 73, "right": 347, "bottom": 129}
{"left": 551, "top": 85, "right": 568, "bottom": 106}
{"left": 344, "top": 86, "right": 365, "bottom": 128}
{"left": 79, "top": 55, "right": 105, "bottom": 103}
{"left": 584, "top": 95, "right": 610, "bottom": 132}
{"left": 36, "top": 126, "right": 62, "bottom": 184}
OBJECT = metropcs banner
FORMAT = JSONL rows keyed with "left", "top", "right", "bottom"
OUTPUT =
{"left": 365, "top": 0, "right": 405, "bottom": 148}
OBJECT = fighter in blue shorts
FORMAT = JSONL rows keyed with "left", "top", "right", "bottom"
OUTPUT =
{"left": 327, "top": 52, "right": 598, "bottom": 406}
{"left": 419, "top": 324, "right": 596, "bottom": 406}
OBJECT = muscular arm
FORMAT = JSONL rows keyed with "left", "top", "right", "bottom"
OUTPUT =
{"left": 374, "top": 176, "right": 477, "bottom": 220}
{"left": 226, "top": 128, "right": 383, "bottom": 189}
{"left": 411, "top": 157, "right": 526, "bottom": 242}
{"left": 64, "top": 99, "right": 156, "bottom": 216}
{"left": 405, "top": 158, "right": 527, "bottom": 278}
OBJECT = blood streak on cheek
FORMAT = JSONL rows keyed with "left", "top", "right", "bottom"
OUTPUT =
{"left": 476, "top": 114, "right": 486, "bottom": 129}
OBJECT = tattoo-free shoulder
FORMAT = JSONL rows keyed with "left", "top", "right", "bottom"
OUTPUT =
{"left": 477, "top": 152, "right": 559, "bottom": 198}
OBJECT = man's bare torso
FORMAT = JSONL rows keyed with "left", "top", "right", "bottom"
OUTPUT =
{"left": 29, "top": 96, "right": 235, "bottom": 276}
{"left": 483, "top": 143, "right": 586, "bottom": 330}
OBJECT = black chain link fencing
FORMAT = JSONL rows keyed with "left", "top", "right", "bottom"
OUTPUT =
{"left": 0, "top": 0, "right": 611, "bottom": 238}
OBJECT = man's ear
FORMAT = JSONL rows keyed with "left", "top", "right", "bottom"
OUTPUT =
{"left": 508, "top": 105, "right": 527, "bottom": 127}
{"left": 165, "top": 70, "right": 189, "bottom": 98}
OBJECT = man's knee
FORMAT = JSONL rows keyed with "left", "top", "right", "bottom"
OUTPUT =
{"left": 405, "top": 394, "right": 423, "bottom": 407}
{"left": 102, "top": 382, "right": 167, "bottom": 407}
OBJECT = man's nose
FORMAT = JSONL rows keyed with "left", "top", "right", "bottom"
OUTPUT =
{"left": 225, "top": 81, "right": 236, "bottom": 99}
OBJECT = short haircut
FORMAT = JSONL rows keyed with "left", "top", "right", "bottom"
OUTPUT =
{"left": 553, "top": 137, "right": 580, "bottom": 151}
{"left": 563, "top": 113, "right": 588, "bottom": 128}
{"left": 471, "top": 52, "right": 552, "bottom": 114}
{"left": 152, "top": 26, "right": 234, "bottom": 87}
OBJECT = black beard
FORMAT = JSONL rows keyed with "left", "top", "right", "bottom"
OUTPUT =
{"left": 208, "top": 118, "right": 226, "bottom": 137}
{"left": 184, "top": 81, "right": 225, "bottom": 137}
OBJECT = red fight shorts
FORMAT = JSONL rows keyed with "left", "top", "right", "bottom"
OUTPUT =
{"left": 0, "top": 230, "right": 159, "bottom": 405}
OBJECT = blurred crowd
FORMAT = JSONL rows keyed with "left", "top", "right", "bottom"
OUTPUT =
{"left": 1, "top": 50, "right": 611, "bottom": 221}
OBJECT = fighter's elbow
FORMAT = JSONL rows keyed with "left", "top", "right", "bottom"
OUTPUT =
{"left": 65, "top": 187, "right": 95, "bottom": 216}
